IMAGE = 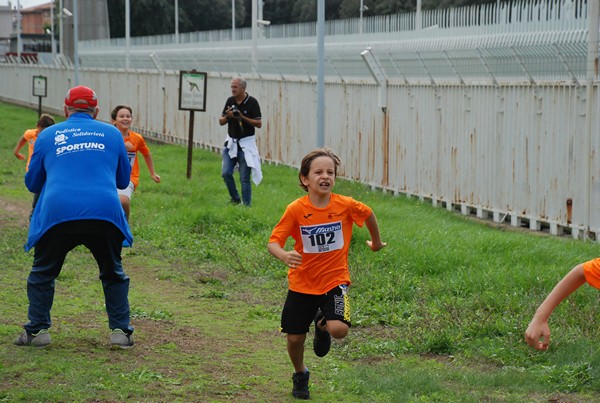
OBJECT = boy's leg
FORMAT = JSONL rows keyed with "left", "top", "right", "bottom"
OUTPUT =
{"left": 321, "top": 319, "right": 349, "bottom": 339}
{"left": 315, "top": 284, "right": 351, "bottom": 355}
{"left": 287, "top": 333, "right": 307, "bottom": 373}
{"left": 281, "top": 290, "right": 317, "bottom": 399}
{"left": 117, "top": 181, "right": 134, "bottom": 220}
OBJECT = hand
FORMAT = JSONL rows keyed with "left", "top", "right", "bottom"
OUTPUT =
{"left": 283, "top": 250, "right": 302, "bottom": 269}
{"left": 151, "top": 173, "right": 161, "bottom": 183}
{"left": 367, "top": 240, "right": 387, "bottom": 252}
{"left": 125, "top": 142, "right": 133, "bottom": 151}
{"left": 524, "top": 317, "right": 550, "bottom": 351}
{"left": 15, "top": 152, "right": 25, "bottom": 160}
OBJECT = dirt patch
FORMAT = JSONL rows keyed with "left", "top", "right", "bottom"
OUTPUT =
{"left": 0, "top": 196, "right": 30, "bottom": 229}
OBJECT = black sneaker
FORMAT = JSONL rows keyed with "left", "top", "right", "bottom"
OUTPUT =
{"left": 313, "top": 310, "right": 331, "bottom": 357}
{"left": 292, "top": 370, "right": 310, "bottom": 399}
{"left": 14, "top": 329, "right": 51, "bottom": 347}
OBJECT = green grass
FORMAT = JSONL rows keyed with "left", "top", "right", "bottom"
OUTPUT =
{"left": 1, "top": 101, "right": 599, "bottom": 401}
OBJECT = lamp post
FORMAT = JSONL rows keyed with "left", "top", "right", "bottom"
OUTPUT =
{"left": 359, "top": 0, "right": 368, "bottom": 34}
{"left": 59, "top": 1, "right": 73, "bottom": 63}
{"left": 316, "top": 0, "right": 324, "bottom": 147}
{"left": 50, "top": 0, "right": 56, "bottom": 57}
{"left": 73, "top": 0, "right": 79, "bottom": 85}
{"left": 59, "top": 0, "right": 63, "bottom": 57}
{"left": 16, "top": 0, "right": 22, "bottom": 61}
{"left": 231, "top": 0, "right": 235, "bottom": 40}
{"left": 174, "top": 0, "right": 179, "bottom": 44}
{"left": 125, "top": 0, "right": 130, "bottom": 70}
{"left": 251, "top": 0, "right": 257, "bottom": 74}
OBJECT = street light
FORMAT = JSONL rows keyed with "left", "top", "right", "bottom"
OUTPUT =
{"left": 50, "top": 0, "right": 56, "bottom": 57}
{"left": 231, "top": 0, "right": 235, "bottom": 40}
{"left": 361, "top": 47, "right": 387, "bottom": 110}
{"left": 359, "top": 1, "right": 368, "bottom": 34}
{"left": 59, "top": 0, "right": 73, "bottom": 59}
{"left": 174, "top": 0, "right": 179, "bottom": 44}
{"left": 73, "top": 0, "right": 79, "bottom": 85}
{"left": 16, "top": 0, "right": 22, "bottom": 61}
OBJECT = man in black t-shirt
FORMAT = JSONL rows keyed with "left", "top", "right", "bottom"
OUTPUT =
{"left": 218, "top": 77, "right": 262, "bottom": 206}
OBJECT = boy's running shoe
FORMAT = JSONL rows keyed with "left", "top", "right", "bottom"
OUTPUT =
{"left": 313, "top": 309, "right": 331, "bottom": 357}
{"left": 292, "top": 369, "right": 310, "bottom": 399}
{"left": 14, "top": 329, "right": 51, "bottom": 347}
{"left": 110, "top": 329, "right": 134, "bottom": 349}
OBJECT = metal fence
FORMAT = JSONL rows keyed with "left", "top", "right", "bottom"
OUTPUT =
{"left": 1, "top": 0, "right": 599, "bottom": 240}
{"left": 75, "top": 0, "right": 591, "bottom": 83}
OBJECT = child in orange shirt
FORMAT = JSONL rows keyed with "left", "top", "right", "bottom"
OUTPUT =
{"left": 268, "top": 147, "right": 386, "bottom": 400}
{"left": 13, "top": 114, "right": 55, "bottom": 170}
{"left": 111, "top": 105, "right": 161, "bottom": 221}
{"left": 13, "top": 113, "right": 55, "bottom": 218}
{"left": 525, "top": 259, "right": 600, "bottom": 351}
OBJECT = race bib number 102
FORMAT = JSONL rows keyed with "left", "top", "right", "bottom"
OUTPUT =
{"left": 300, "top": 221, "right": 344, "bottom": 253}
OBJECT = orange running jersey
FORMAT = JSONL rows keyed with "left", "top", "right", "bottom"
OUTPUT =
{"left": 269, "top": 193, "right": 373, "bottom": 295}
{"left": 23, "top": 128, "right": 39, "bottom": 171}
{"left": 583, "top": 258, "right": 600, "bottom": 289}
{"left": 122, "top": 130, "right": 151, "bottom": 189}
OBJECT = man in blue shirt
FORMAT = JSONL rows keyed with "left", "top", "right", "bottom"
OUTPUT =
{"left": 15, "top": 85, "right": 135, "bottom": 349}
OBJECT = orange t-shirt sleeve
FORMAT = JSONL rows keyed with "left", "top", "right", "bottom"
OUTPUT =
{"left": 582, "top": 258, "right": 600, "bottom": 289}
{"left": 126, "top": 131, "right": 151, "bottom": 188}
{"left": 23, "top": 129, "right": 38, "bottom": 171}
{"left": 268, "top": 205, "right": 295, "bottom": 247}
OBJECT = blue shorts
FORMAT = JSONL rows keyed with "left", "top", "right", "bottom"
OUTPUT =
{"left": 280, "top": 284, "right": 351, "bottom": 334}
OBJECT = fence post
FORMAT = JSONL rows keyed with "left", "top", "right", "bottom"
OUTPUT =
{"left": 584, "top": 0, "right": 599, "bottom": 239}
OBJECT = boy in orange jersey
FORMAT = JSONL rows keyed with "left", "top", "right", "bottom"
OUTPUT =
{"left": 525, "top": 259, "right": 600, "bottom": 351}
{"left": 13, "top": 113, "right": 55, "bottom": 218}
{"left": 111, "top": 105, "right": 161, "bottom": 221}
{"left": 268, "top": 147, "right": 387, "bottom": 400}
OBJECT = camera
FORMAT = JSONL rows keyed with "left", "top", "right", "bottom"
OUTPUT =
{"left": 230, "top": 105, "right": 240, "bottom": 118}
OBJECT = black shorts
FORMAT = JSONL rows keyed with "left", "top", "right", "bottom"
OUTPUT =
{"left": 280, "top": 284, "right": 351, "bottom": 334}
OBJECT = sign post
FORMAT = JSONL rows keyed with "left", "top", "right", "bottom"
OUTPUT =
{"left": 178, "top": 70, "right": 207, "bottom": 179}
{"left": 32, "top": 75, "right": 47, "bottom": 117}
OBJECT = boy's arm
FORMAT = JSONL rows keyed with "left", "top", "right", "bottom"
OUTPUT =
{"left": 524, "top": 264, "right": 586, "bottom": 351}
{"left": 142, "top": 152, "right": 161, "bottom": 183}
{"left": 14, "top": 136, "right": 27, "bottom": 160}
{"left": 364, "top": 212, "right": 387, "bottom": 252}
{"left": 268, "top": 242, "right": 302, "bottom": 269}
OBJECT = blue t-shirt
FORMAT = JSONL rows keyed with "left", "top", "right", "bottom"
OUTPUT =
{"left": 24, "top": 112, "right": 133, "bottom": 250}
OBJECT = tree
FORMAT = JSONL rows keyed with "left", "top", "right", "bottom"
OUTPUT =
{"left": 181, "top": 0, "right": 233, "bottom": 32}
{"left": 107, "top": 0, "right": 499, "bottom": 38}
{"left": 107, "top": 0, "right": 174, "bottom": 37}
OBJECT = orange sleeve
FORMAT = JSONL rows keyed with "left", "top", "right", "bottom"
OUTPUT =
{"left": 126, "top": 131, "right": 150, "bottom": 188}
{"left": 582, "top": 258, "right": 600, "bottom": 289}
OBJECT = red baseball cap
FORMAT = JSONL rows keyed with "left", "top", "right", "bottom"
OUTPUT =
{"left": 65, "top": 85, "right": 98, "bottom": 108}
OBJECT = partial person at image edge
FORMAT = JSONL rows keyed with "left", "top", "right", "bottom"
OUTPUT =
{"left": 525, "top": 259, "right": 600, "bottom": 351}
